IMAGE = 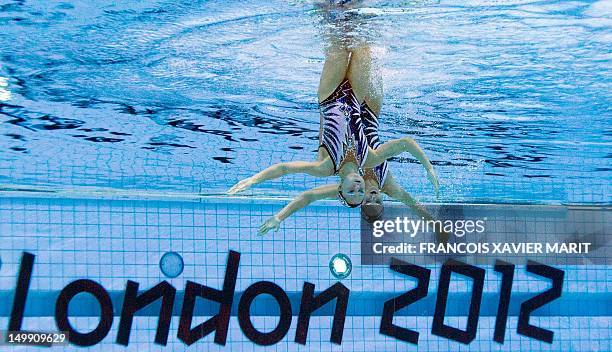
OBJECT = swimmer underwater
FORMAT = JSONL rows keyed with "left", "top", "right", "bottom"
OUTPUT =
{"left": 228, "top": 0, "right": 439, "bottom": 234}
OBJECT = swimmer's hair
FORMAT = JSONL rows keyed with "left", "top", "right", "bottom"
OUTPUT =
{"left": 361, "top": 203, "right": 384, "bottom": 223}
{"left": 338, "top": 190, "right": 361, "bottom": 208}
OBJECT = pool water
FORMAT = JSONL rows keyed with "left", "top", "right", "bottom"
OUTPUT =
{"left": 0, "top": 0, "right": 610, "bottom": 204}
{"left": 0, "top": 0, "right": 610, "bottom": 351}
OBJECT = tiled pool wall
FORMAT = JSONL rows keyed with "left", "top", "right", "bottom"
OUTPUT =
{"left": 0, "top": 196, "right": 609, "bottom": 351}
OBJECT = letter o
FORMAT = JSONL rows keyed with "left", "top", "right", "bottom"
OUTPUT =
{"left": 238, "top": 281, "right": 291, "bottom": 346}
{"left": 55, "top": 279, "right": 113, "bottom": 346}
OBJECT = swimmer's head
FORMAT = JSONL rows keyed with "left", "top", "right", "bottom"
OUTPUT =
{"left": 338, "top": 173, "right": 365, "bottom": 207}
{"left": 361, "top": 187, "right": 384, "bottom": 222}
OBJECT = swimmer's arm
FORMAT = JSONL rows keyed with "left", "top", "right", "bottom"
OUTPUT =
{"left": 382, "top": 173, "right": 448, "bottom": 243}
{"left": 228, "top": 159, "right": 333, "bottom": 194}
{"left": 365, "top": 137, "right": 439, "bottom": 196}
{"left": 382, "top": 174, "right": 432, "bottom": 220}
{"left": 259, "top": 184, "right": 338, "bottom": 235}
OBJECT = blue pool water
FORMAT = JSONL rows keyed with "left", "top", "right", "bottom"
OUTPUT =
{"left": 0, "top": 0, "right": 610, "bottom": 204}
{"left": 0, "top": 0, "right": 610, "bottom": 351}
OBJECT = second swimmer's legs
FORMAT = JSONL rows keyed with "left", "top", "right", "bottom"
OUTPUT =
{"left": 346, "top": 46, "right": 383, "bottom": 113}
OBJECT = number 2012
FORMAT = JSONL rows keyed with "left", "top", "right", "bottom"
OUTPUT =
{"left": 381, "top": 259, "right": 564, "bottom": 345}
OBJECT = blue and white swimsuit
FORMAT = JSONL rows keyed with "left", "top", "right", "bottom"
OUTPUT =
{"left": 361, "top": 101, "right": 388, "bottom": 188}
{"left": 319, "top": 79, "right": 369, "bottom": 174}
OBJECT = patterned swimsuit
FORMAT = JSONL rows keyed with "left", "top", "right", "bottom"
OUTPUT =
{"left": 361, "top": 101, "right": 388, "bottom": 188}
{"left": 319, "top": 79, "right": 369, "bottom": 174}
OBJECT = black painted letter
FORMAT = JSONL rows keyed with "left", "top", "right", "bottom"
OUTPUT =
{"left": 117, "top": 280, "right": 176, "bottom": 346}
{"left": 517, "top": 260, "right": 564, "bottom": 343}
{"left": 431, "top": 259, "right": 485, "bottom": 344}
{"left": 238, "top": 281, "right": 292, "bottom": 346}
{"left": 493, "top": 260, "right": 515, "bottom": 343}
{"left": 8, "top": 252, "right": 35, "bottom": 337}
{"left": 55, "top": 279, "right": 114, "bottom": 346}
{"left": 380, "top": 258, "right": 431, "bottom": 344}
{"left": 295, "top": 282, "right": 349, "bottom": 344}
{"left": 178, "top": 250, "right": 240, "bottom": 346}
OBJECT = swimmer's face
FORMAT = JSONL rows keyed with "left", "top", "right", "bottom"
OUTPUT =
{"left": 361, "top": 187, "right": 384, "bottom": 222}
{"left": 340, "top": 173, "right": 365, "bottom": 206}
{"left": 364, "top": 187, "right": 383, "bottom": 205}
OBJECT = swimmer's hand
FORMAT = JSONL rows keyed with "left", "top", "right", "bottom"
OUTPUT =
{"left": 228, "top": 177, "right": 255, "bottom": 195}
{"left": 427, "top": 170, "right": 440, "bottom": 198}
{"left": 258, "top": 216, "right": 281, "bottom": 235}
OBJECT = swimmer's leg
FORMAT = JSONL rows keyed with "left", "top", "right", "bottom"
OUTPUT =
{"left": 318, "top": 46, "right": 352, "bottom": 161}
{"left": 318, "top": 47, "right": 351, "bottom": 103}
{"left": 346, "top": 45, "right": 383, "bottom": 112}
